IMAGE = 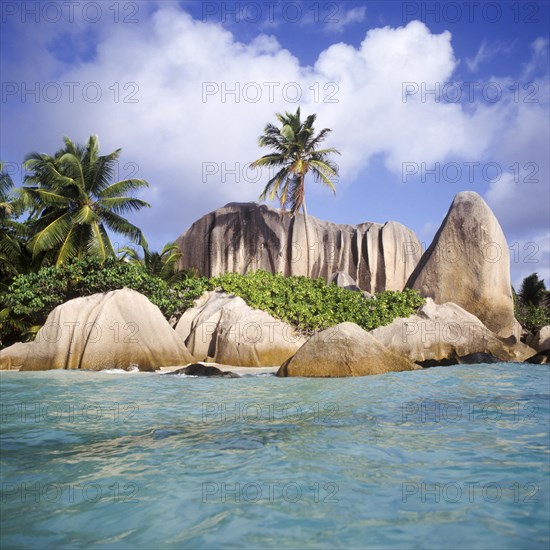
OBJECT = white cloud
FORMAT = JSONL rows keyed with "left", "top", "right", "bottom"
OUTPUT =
{"left": 329, "top": 6, "right": 367, "bottom": 33}
{"left": 466, "top": 41, "right": 514, "bottom": 72}
{"left": 1, "top": 7, "right": 548, "bottom": 258}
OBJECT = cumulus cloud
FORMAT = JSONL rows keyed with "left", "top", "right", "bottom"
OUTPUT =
{"left": 1, "top": 5, "right": 547, "bottom": 260}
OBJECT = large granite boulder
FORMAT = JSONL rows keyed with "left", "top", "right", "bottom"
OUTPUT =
{"left": 0, "top": 342, "right": 31, "bottom": 370}
{"left": 277, "top": 322, "right": 419, "bottom": 377}
{"left": 175, "top": 290, "right": 307, "bottom": 367}
{"left": 176, "top": 202, "right": 422, "bottom": 293}
{"left": 406, "top": 192, "right": 516, "bottom": 336}
{"left": 525, "top": 325, "right": 550, "bottom": 352}
{"left": 369, "top": 298, "right": 535, "bottom": 364}
{"left": 0, "top": 289, "right": 195, "bottom": 371}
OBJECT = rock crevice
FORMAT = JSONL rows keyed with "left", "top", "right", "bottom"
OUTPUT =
{"left": 176, "top": 202, "right": 422, "bottom": 293}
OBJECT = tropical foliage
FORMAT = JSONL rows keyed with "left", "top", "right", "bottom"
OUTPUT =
{"left": 514, "top": 272, "right": 550, "bottom": 332}
{"left": 118, "top": 238, "right": 185, "bottom": 284}
{"left": 2, "top": 264, "right": 424, "bottom": 348}
{"left": 0, "top": 162, "right": 29, "bottom": 281}
{"left": 211, "top": 270, "right": 425, "bottom": 334}
{"left": 252, "top": 107, "right": 340, "bottom": 273}
{"left": 0, "top": 257, "right": 209, "bottom": 346}
{"left": 19, "top": 135, "right": 150, "bottom": 266}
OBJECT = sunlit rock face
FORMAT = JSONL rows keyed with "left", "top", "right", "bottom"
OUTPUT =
{"left": 176, "top": 202, "right": 422, "bottom": 293}
{"left": 406, "top": 191, "right": 516, "bottom": 336}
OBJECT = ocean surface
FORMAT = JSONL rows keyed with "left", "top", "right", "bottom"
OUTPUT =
{"left": 1, "top": 363, "right": 548, "bottom": 549}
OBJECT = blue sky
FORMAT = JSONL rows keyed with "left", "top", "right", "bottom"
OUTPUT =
{"left": 1, "top": 0, "right": 548, "bottom": 286}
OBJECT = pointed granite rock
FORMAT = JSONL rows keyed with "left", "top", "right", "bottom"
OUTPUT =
{"left": 406, "top": 191, "right": 516, "bottom": 336}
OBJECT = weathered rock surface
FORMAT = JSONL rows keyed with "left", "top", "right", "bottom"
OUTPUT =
{"left": 164, "top": 363, "right": 240, "bottom": 377}
{"left": 328, "top": 271, "right": 361, "bottom": 292}
{"left": 277, "top": 322, "right": 419, "bottom": 377}
{"left": 0, "top": 342, "right": 31, "bottom": 370}
{"left": 417, "top": 352, "right": 501, "bottom": 368}
{"left": 524, "top": 350, "right": 550, "bottom": 364}
{"left": 175, "top": 290, "right": 306, "bottom": 367}
{"left": 406, "top": 191, "right": 516, "bottom": 336}
{"left": 0, "top": 289, "right": 195, "bottom": 371}
{"left": 525, "top": 325, "right": 550, "bottom": 352}
{"left": 369, "top": 298, "right": 535, "bottom": 364}
{"left": 176, "top": 202, "right": 422, "bottom": 293}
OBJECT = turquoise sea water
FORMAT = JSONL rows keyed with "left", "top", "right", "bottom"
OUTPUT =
{"left": 0, "top": 363, "right": 549, "bottom": 549}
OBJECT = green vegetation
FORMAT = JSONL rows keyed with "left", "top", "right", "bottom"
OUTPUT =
{"left": 1, "top": 263, "right": 424, "bottom": 348}
{"left": 211, "top": 270, "right": 425, "bottom": 334}
{"left": 0, "top": 257, "right": 209, "bottom": 345}
{"left": 20, "top": 135, "right": 150, "bottom": 266}
{"left": 514, "top": 273, "right": 550, "bottom": 333}
{"left": 252, "top": 107, "right": 340, "bottom": 273}
{"left": 0, "top": 162, "right": 31, "bottom": 283}
{"left": 1, "top": 131, "right": 424, "bottom": 351}
{"left": 118, "top": 239, "right": 186, "bottom": 284}
{"left": 0, "top": 135, "right": 150, "bottom": 285}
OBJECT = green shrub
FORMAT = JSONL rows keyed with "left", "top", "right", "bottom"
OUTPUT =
{"left": 0, "top": 257, "right": 209, "bottom": 346}
{"left": 210, "top": 270, "right": 425, "bottom": 333}
{"left": 1, "top": 264, "right": 424, "bottom": 348}
{"left": 515, "top": 302, "right": 550, "bottom": 333}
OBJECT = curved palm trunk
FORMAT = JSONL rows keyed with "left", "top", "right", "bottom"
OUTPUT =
{"left": 302, "top": 199, "right": 312, "bottom": 277}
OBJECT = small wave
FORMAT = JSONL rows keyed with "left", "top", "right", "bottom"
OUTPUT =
{"left": 101, "top": 365, "right": 140, "bottom": 374}
{"left": 239, "top": 372, "right": 276, "bottom": 377}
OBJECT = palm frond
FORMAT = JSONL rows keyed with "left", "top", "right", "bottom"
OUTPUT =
{"left": 29, "top": 211, "right": 72, "bottom": 256}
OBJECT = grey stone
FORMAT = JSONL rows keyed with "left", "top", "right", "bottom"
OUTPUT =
{"left": 0, "top": 289, "right": 195, "bottom": 371}
{"left": 277, "top": 322, "right": 419, "bottom": 377}
{"left": 175, "top": 290, "right": 306, "bottom": 367}
{"left": 369, "top": 298, "right": 535, "bottom": 364}
{"left": 176, "top": 202, "right": 422, "bottom": 293}
{"left": 407, "top": 192, "right": 516, "bottom": 336}
{"left": 328, "top": 271, "right": 361, "bottom": 292}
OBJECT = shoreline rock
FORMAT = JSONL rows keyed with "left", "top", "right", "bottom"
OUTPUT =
{"left": 277, "top": 322, "right": 420, "bottom": 377}
{"left": 406, "top": 191, "right": 516, "bottom": 336}
{"left": 163, "top": 363, "right": 240, "bottom": 377}
{"left": 369, "top": 298, "right": 535, "bottom": 364}
{"left": 175, "top": 202, "right": 422, "bottom": 293}
{"left": 176, "top": 290, "right": 306, "bottom": 367}
{"left": 0, "top": 289, "right": 195, "bottom": 371}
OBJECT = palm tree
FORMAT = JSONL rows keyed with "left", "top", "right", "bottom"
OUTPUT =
{"left": 118, "top": 238, "right": 185, "bottom": 284}
{"left": 20, "top": 135, "right": 150, "bottom": 266}
{"left": 519, "top": 273, "right": 547, "bottom": 307}
{"left": 0, "top": 163, "right": 27, "bottom": 279}
{"left": 251, "top": 107, "right": 340, "bottom": 275}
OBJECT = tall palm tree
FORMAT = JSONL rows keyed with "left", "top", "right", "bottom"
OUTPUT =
{"left": 251, "top": 107, "right": 340, "bottom": 275}
{"left": 118, "top": 238, "right": 185, "bottom": 284}
{"left": 20, "top": 135, "right": 150, "bottom": 266}
{"left": 0, "top": 162, "right": 27, "bottom": 278}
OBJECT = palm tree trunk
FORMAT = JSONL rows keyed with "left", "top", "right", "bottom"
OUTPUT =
{"left": 302, "top": 199, "right": 312, "bottom": 276}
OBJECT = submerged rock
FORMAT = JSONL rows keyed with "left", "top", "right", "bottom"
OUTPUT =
{"left": 176, "top": 202, "right": 422, "bottom": 293}
{"left": 277, "top": 322, "right": 419, "bottom": 377}
{"left": 175, "top": 290, "right": 306, "bottom": 367}
{"left": 164, "top": 363, "right": 240, "bottom": 377}
{"left": 406, "top": 192, "right": 517, "bottom": 336}
{"left": 524, "top": 350, "right": 550, "bottom": 364}
{"left": 0, "top": 289, "right": 195, "bottom": 371}
{"left": 417, "top": 352, "right": 501, "bottom": 368}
